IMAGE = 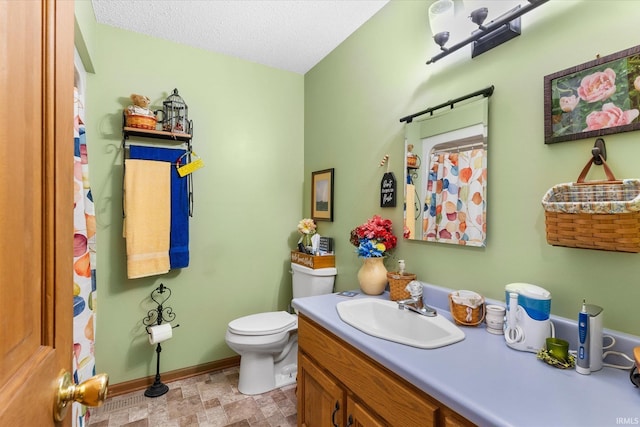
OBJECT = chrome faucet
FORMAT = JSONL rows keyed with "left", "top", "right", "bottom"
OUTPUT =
{"left": 396, "top": 297, "right": 437, "bottom": 317}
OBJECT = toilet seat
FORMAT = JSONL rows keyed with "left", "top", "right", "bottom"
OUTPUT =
{"left": 228, "top": 311, "right": 297, "bottom": 336}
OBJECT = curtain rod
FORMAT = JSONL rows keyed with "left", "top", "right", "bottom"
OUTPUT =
{"left": 399, "top": 85, "right": 494, "bottom": 124}
{"left": 433, "top": 142, "right": 487, "bottom": 155}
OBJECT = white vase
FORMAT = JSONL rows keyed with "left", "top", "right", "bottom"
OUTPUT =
{"left": 357, "top": 257, "right": 388, "bottom": 295}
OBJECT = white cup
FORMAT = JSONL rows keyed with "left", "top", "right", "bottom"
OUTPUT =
{"left": 485, "top": 304, "right": 506, "bottom": 334}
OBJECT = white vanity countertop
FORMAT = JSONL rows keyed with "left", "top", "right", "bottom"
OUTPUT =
{"left": 292, "top": 283, "right": 640, "bottom": 427}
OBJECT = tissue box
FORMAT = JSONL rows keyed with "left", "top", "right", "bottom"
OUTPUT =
{"left": 291, "top": 251, "right": 335, "bottom": 269}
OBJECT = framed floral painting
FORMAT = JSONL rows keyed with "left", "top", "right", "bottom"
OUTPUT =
{"left": 544, "top": 44, "right": 640, "bottom": 144}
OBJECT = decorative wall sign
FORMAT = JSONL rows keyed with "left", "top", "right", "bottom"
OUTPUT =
{"left": 380, "top": 172, "right": 396, "bottom": 207}
{"left": 544, "top": 44, "right": 640, "bottom": 144}
{"left": 319, "top": 236, "right": 333, "bottom": 253}
{"left": 311, "top": 168, "right": 334, "bottom": 222}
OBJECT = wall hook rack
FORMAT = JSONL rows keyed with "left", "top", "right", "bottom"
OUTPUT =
{"left": 142, "top": 283, "right": 179, "bottom": 397}
{"left": 592, "top": 138, "right": 606, "bottom": 165}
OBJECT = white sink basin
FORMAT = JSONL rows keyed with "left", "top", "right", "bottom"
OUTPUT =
{"left": 336, "top": 298, "right": 465, "bottom": 349}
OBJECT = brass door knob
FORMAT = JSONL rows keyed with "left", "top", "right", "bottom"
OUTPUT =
{"left": 54, "top": 370, "right": 109, "bottom": 421}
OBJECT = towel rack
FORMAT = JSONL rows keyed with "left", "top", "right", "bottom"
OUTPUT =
{"left": 121, "top": 113, "right": 195, "bottom": 217}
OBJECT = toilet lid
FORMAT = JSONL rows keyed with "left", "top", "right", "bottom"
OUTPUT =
{"left": 228, "top": 311, "right": 297, "bottom": 336}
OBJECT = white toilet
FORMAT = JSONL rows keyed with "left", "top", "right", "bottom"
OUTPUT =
{"left": 225, "top": 262, "right": 337, "bottom": 395}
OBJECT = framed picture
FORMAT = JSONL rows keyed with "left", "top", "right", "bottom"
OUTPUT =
{"left": 311, "top": 168, "right": 334, "bottom": 222}
{"left": 544, "top": 44, "right": 640, "bottom": 144}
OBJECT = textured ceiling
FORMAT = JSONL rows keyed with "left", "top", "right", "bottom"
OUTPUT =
{"left": 91, "top": 0, "right": 390, "bottom": 74}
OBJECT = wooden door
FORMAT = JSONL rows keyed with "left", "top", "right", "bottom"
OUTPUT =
{"left": 298, "top": 353, "right": 345, "bottom": 427}
{"left": 0, "top": 0, "right": 75, "bottom": 425}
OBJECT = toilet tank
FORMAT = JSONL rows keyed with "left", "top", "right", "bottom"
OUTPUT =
{"left": 291, "top": 263, "right": 337, "bottom": 299}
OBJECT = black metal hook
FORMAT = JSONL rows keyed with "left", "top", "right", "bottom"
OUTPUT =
{"left": 592, "top": 138, "right": 606, "bottom": 165}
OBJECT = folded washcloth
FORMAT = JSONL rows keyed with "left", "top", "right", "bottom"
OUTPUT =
{"left": 451, "top": 290, "right": 484, "bottom": 308}
{"left": 123, "top": 159, "right": 171, "bottom": 279}
{"left": 129, "top": 145, "right": 190, "bottom": 269}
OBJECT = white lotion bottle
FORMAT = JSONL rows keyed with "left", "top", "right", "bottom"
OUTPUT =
{"left": 398, "top": 259, "right": 405, "bottom": 274}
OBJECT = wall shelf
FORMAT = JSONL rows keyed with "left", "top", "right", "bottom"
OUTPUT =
{"left": 123, "top": 126, "right": 192, "bottom": 142}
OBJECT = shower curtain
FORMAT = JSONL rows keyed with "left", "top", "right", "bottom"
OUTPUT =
{"left": 422, "top": 148, "right": 487, "bottom": 246}
{"left": 72, "top": 87, "right": 97, "bottom": 427}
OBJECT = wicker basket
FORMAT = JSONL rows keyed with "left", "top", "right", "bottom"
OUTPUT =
{"left": 449, "top": 291, "right": 485, "bottom": 326}
{"left": 125, "top": 113, "right": 157, "bottom": 130}
{"left": 542, "top": 156, "right": 640, "bottom": 253}
{"left": 387, "top": 271, "right": 417, "bottom": 301}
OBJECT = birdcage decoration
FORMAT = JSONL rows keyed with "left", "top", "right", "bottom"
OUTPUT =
{"left": 159, "top": 88, "right": 189, "bottom": 134}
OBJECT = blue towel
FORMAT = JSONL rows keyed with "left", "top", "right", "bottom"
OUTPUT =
{"left": 129, "top": 146, "right": 190, "bottom": 269}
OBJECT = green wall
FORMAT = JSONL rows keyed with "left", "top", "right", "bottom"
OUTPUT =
{"left": 77, "top": 0, "right": 640, "bottom": 386}
{"left": 305, "top": 0, "right": 640, "bottom": 335}
{"left": 74, "top": 0, "right": 96, "bottom": 72}
{"left": 79, "top": 15, "right": 304, "bottom": 383}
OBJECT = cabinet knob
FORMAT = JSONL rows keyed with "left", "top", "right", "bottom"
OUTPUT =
{"left": 346, "top": 414, "right": 354, "bottom": 427}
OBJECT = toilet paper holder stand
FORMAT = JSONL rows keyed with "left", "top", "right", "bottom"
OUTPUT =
{"left": 142, "top": 283, "right": 180, "bottom": 398}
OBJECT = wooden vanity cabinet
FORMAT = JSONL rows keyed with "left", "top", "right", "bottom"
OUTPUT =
{"left": 297, "top": 314, "right": 475, "bottom": 427}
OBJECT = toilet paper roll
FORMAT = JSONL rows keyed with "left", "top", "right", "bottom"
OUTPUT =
{"left": 148, "top": 323, "right": 172, "bottom": 345}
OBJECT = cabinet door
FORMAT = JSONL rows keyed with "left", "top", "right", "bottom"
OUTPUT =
{"left": 346, "top": 397, "right": 387, "bottom": 427}
{"left": 298, "top": 353, "right": 345, "bottom": 427}
{"left": 441, "top": 409, "right": 475, "bottom": 427}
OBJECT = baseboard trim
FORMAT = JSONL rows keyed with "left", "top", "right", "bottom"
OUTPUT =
{"left": 106, "top": 356, "right": 241, "bottom": 398}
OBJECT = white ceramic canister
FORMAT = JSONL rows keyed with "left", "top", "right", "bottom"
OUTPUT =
{"left": 485, "top": 304, "right": 506, "bottom": 334}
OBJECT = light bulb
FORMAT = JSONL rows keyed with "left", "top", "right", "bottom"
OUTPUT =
{"left": 428, "top": 0, "right": 455, "bottom": 36}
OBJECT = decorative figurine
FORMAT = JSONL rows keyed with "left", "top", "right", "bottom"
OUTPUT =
{"left": 125, "top": 94, "right": 157, "bottom": 130}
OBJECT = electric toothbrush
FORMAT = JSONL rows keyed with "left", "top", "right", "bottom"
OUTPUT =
{"left": 576, "top": 299, "right": 590, "bottom": 375}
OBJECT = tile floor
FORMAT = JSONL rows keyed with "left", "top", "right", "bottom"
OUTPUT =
{"left": 88, "top": 367, "right": 297, "bottom": 427}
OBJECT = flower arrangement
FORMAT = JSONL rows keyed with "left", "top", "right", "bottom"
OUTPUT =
{"left": 350, "top": 215, "right": 397, "bottom": 258}
{"left": 297, "top": 218, "right": 316, "bottom": 235}
{"left": 297, "top": 218, "right": 316, "bottom": 248}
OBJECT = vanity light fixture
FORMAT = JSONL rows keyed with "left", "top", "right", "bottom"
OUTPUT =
{"left": 427, "top": 0, "right": 549, "bottom": 65}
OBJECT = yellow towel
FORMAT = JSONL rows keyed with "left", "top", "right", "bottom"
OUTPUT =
{"left": 123, "top": 159, "right": 171, "bottom": 279}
